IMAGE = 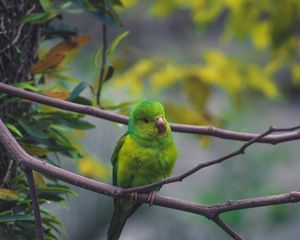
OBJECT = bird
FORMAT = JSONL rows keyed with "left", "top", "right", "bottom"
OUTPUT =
{"left": 107, "top": 99, "right": 178, "bottom": 240}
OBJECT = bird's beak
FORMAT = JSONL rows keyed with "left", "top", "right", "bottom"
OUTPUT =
{"left": 156, "top": 116, "right": 167, "bottom": 133}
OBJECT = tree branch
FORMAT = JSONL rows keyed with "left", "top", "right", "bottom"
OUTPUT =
{"left": 1, "top": 117, "right": 300, "bottom": 239}
{"left": 1, "top": 83, "right": 300, "bottom": 144}
{"left": 96, "top": 7, "right": 107, "bottom": 107}
{"left": 23, "top": 168, "right": 44, "bottom": 240}
{"left": 212, "top": 216, "right": 242, "bottom": 240}
{"left": 122, "top": 125, "right": 300, "bottom": 193}
{"left": 208, "top": 191, "right": 300, "bottom": 215}
{"left": 0, "top": 159, "right": 13, "bottom": 187}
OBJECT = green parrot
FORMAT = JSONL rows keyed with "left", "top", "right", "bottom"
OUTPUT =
{"left": 107, "top": 100, "right": 177, "bottom": 240}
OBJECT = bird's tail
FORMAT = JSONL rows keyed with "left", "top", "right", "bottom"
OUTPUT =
{"left": 107, "top": 200, "right": 141, "bottom": 240}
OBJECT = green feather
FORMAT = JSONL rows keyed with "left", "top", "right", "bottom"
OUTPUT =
{"left": 111, "top": 133, "right": 127, "bottom": 185}
{"left": 107, "top": 100, "right": 178, "bottom": 240}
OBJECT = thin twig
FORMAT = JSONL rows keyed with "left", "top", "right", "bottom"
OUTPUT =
{"left": 96, "top": 1, "right": 108, "bottom": 107}
{"left": 122, "top": 126, "right": 300, "bottom": 193}
{"left": 1, "top": 83, "right": 300, "bottom": 144}
{"left": 212, "top": 216, "right": 243, "bottom": 240}
{"left": 23, "top": 168, "right": 44, "bottom": 240}
{"left": 208, "top": 191, "right": 300, "bottom": 215}
{"left": 0, "top": 159, "right": 13, "bottom": 187}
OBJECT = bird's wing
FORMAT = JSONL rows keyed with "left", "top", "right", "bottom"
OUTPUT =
{"left": 111, "top": 133, "right": 128, "bottom": 186}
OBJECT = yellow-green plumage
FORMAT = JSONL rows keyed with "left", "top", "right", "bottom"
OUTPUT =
{"left": 107, "top": 100, "right": 177, "bottom": 240}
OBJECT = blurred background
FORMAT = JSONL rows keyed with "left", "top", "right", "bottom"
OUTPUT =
{"left": 9, "top": 0, "right": 300, "bottom": 239}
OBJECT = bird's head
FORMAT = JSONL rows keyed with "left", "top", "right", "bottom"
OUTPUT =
{"left": 128, "top": 100, "right": 170, "bottom": 140}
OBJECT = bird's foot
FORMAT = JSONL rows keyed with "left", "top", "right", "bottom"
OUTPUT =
{"left": 147, "top": 192, "right": 156, "bottom": 207}
{"left": 130, "top": 192, "right": 138, "bottom": 202}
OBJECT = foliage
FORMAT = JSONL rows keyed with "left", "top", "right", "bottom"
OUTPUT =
{"left": 1, "top": 0, "right": 300, "bottom": 238}
{"left": 97, "top": 0, "right": 299, "bottom": 146}
{"left": 0, "top": 171, "right": 76, "bottom": 239}
{"left": 1, "top": 0, "right": 116, "bottom": 238}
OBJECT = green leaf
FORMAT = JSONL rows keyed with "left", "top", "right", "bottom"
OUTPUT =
{"left": 36, "top": 185, "right": 77, "bottom": 202}
{"left": 60, "top": 1, "right": 83, "bottom": 14}
{"left": 49, "top": 124, "right": 68, "bottom": 133}
{"left": 21, "top": 143, "right": 48, "bottom": 157}
{"left": 56, "top": 118, "right": 95, "bottom": 129}
{"left": 40, "top": 186, "right": 77, "bottom": 195}
{"left": 93, "top": 46, "right": 103, "bottom": 69}
{"left": 51, "top": 72, "right": 80, "bottom": 83}
{"left": 41, "top": 212, "right": 63, "bottom": 235}
{"left": 59, "top": 1, "right": 73, "bottom": 10}
{"left": 0, "top": 214, "right": 33, "bottom": 223}
{"left": 12, "top": 81, "right": 40, "bottom": 91}
{"left": 18, "top": 10, "right": 60, "bottom": 24}
{"left": 6, "top": 123, "right": 23, "bottom": 137}
{"left": 106, "top": 31, "right": 129, "bottom": 55}
{"left": 39, "top": 0, "right": 52, "bottom": 11}
{"left": 106, "top": 4, "right": 122, "bottom": 26}
{"left": 47, "top": 127, "right": 73, "bottom": 148}
{"left": 39, "top": 194, "right": 65, "bottom": 202}
{"left": 18, "top": 119, "right": 48, "bottom": 139}
{"left": 36, "top": 111, "right": 83, "bottom": 119}
{"left": 72, "top": 96, "right": 92, "bottom": 106}
{"left": 77, "top": 0, "right": 122, "bottom": 25}
{"left": 67, "top": 82, "right": 88, "bottom": 101}
{"left": 18, "top": 12, "right": 48, "bottom": 24}
{"left": 108, "top": 0, "right": 123, "bottom": 6}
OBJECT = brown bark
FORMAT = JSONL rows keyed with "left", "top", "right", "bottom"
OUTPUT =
{"left": 0, "top": 0, "right": 41, "bottom": 185}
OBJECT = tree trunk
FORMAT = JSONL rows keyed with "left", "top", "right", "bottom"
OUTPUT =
{"left": 0, "top": 0, "right": 42, "bottom": 185}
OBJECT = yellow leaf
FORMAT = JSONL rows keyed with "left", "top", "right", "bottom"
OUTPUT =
{"left": 192, "top": 1, "right": 224, "bottom": 24}
{"left": 292, "top": 64, "right": 300, "bottom": 84}
{"left": 78, "top": 156, "right": 110, "bottom": 180}
{"left": 113, "top": 58, "right": 156, "bottom": 94}
{"left": 30, "top": 52, "right": 65, "bottom": 73}
{"left": 183, "top": 77, "right": 210, "bottom": 111}
{"left": 164, "top": 103, "right": 213, "bottom": 125}
{"left": 149, "top": 1, "right": 176, "bottom": 18}
{"left": 198, "top": 135, "right": 212, "bottom": 149}
{"left": 130, "top": 58, "right": 156, "bottom": 76}
{"left": 45, "top": 35, "right": 91, "bottom": 57}
{"left": 151, "top": 63, "right": 183, "bottom": 91}
{"left": 203, "top": 50, "right": 228, "bottom": 67}
{"left": 32, "top": 171, "right": 47, "bottom": 187}
{"left": 247, "top": 65, "right": 278, "bottom": 98}
{"left": 224, "top": 0, "right": 243, "bottom": 12}
{"left": 117, "top": 0, "right": 137, "bottom": 9}
{"left": 251, "top": 21, "right": 271, "bottom": 49}
{"left": 30, "top": 36, "right": 90, "bottom": 74}
{"left": 43, "top": 91, "right": 70, "bottom": 100}
{"left": 0, "top": 188, "right": 19, "bottom": 200}
{"left": 73, "top": 129, "right": 86, "bottom": 137}
{"left": 191, "top": 51, "right": 243, "bottom": 94}
{"left": 21, "top": 143, "right": 48, "bottom": 157}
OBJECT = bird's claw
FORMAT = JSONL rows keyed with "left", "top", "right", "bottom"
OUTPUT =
{"left": 147, "top": 192, "right": 156, "bottom": 207}
{"left": 130, "top": 192, "right": 138, "bottom": 202}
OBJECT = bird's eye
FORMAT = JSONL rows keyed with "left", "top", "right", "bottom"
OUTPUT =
{"left": 143, "top": 118, "right": 149, "bottom": 123}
